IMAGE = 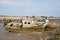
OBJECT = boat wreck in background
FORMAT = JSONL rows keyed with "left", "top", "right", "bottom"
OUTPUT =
{"left": 4, "top": 16, "right": 57, "bottom": 32}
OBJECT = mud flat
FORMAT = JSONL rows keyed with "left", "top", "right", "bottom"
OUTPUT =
{"left": 0, "top": 23, "right": 50, "bottom": 40}
{"left": 0, "top": 18, "right": 60, "bottom": 40}
{"left": 0, "top": 23, "right": 45, "bottom": 40}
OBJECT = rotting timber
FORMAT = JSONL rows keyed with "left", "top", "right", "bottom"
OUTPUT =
{"left": 4, "top": 18, "right": 57, "bottom": 32}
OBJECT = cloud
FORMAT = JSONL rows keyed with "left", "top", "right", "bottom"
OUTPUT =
{"left": 0, "top": 0, "right": 60, "bottom": 17}
{"left": 0, "top": 1, "right": 32, "bottom": 7}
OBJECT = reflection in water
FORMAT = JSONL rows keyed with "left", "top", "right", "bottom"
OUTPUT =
{"left": 0, "top": 23, "right": 8, "bottom": 32}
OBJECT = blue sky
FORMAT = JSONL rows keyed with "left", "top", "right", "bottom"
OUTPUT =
{"left": 0, "top": 0, "right": 60, "bottom": 17}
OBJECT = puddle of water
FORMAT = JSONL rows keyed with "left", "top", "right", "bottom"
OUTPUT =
{"left": 0, "top": 23, "right": 8, "bottom": 32}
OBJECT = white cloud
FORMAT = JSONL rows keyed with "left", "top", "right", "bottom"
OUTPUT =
{"left": 0, "top": 1, "right": 32, "bottom": 7}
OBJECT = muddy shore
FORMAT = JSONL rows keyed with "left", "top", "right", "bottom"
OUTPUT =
{"left": 0, "top": 19, "right": 60, "bottom": 40}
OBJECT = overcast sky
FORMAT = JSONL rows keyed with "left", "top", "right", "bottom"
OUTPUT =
{"left": 0, "top": 0, "right": 60, "bottom": 17}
